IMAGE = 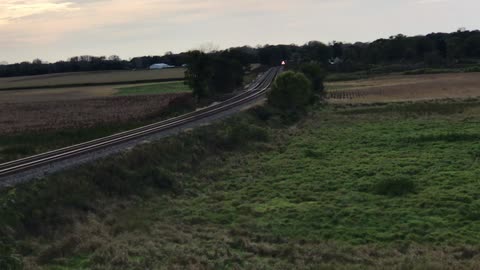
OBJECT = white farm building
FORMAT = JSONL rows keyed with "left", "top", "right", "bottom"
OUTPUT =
{"left": 149, "top": 63, "right": 174, "bottom": 70}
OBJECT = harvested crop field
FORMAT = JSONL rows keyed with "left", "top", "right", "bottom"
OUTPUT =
{"left": 0, "top": 68, "right": 185, "bottom": 90}
{"left": 326, "top": 72, "right": 480, "bottom": 103}
{"left": 0, "top": 85, "right": 118, "bottom": 103}
{"left": 0, "top": 93, "right": 191, "bottom": 135}
{"left": 0, "top": 81, "right": 188, "bottom": 103}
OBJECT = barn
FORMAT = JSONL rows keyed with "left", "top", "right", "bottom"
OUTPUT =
{"left": 149, "top": 63, "right": 174, "bottom": 70}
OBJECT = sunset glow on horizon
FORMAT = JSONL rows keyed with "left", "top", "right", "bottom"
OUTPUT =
{"left": 0, "top": 1, "right": 74, "bottom": 24}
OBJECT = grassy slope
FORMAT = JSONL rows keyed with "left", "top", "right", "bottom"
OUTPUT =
{"left": 0, "top": 124, "right": 140, "bottom": 163}
{"left": 181, "top": 102, "right": 480, "bottom": 245}
{"left": 3, "top": 100, "right": 480, "bottom": 269}
{"left": 115, "top": 81, "right": 189, "bottom": 96}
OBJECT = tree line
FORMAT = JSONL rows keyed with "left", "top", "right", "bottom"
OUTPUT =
{"left": 1, "top": 29, "right": 479, "bottom": 78}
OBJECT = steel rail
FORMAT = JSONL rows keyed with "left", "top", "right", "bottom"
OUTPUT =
{"left": 0, "top": 68, "right": 275, "bottom": 171}
{"left": 0, "top": 67, "right": 280, "bottom": 179}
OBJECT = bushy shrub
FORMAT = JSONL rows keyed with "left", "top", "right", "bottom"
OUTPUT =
{"left": 373, "top": 176, "right": 415, "bottom": 196}
{"left": 92, "top": 163, "right": 136, "bottom": 196}
{"left": 216, "top": 118, "right": 269, "bottom": 150}
{"left": 249, "top": 106, "right": 274, "bottom": 122}
{"left": 0, "top": 192, "right": 22, "bottom": 270}
{"left": 141, "top": 167, "right": 183, "bottom": 193}
{"left": 465, "top": 66, "right": 480, "bottom": 73}
{"left": 299, "top": 62, "right": 326, "bottom": 94}
{"left": 0, "top": 240, "right": 21, "bottom": 270}
{"left": 268, "top": 71, "right": 313, "bottom": 112}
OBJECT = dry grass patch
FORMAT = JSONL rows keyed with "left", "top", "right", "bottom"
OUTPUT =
{"left": 326, "top": 73, "right": 480, "bottom": 103}
{"left": 24, "top": 204, "right": 480, "bottom": 270}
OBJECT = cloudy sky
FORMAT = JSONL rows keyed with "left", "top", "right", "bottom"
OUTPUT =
{"left": 0, "top": 0, "right": 478, "bottom": 63}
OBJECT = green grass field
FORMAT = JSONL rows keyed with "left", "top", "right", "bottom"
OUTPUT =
{"left": 177, "top": 102, "right": 480, "bottom": 245}
{"left": 3, "top": 99, "right": 480, "bottom": 269}
{"left": 115, "top": 81, "right": 189, "bottom": 96}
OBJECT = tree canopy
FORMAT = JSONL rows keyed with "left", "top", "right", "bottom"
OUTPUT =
{"left": 184, "top": 51, "right": 244, "bottom": 99}
{"left": 2, "top": 30, "right": 480, "bottom": 78}
{"left": 268, "top": 71, "right": 313, "bottom": 111}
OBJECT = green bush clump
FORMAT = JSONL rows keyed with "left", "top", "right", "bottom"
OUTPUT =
{"left": 268, "top": 71, "right": 313, "bottom": 112}
{"left": 249, "top": 106, "right": 274, "bottom": 122}
{"left": 141, "top": 167, "right": 183, "bottom": 193}
{"left": 216, "top": 117, "right": 269, "bottom": 150}
{"left": 0, "top": 192, "right": 22, "bottom": 270}
{"left": 299, "top": 62, "right": 326, "bottom": 94}
{"left": 465, "top": 66, "right": 480, "bottom": 73}
{"left": 0, "top": 241, "right": 21, "bottom": 270}
{"left": 469, "top": 146, "right": 480, "bottom": 160}
{"left": 373, "top": 176, "right": 416, "bottom": 196}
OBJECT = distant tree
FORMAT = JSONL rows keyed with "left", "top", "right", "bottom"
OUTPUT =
{"left": 303, "top": 41, "right": 331, "bottom": 63}
{"left": 415, "top": 38, "right": 434, "bottom": 59}
{"left": 435, "top": 39, "right": 448, "bottom": 58}
{"left": 210, "top": 57, "right": 244, "bottom": 94}
{"left": 221, "top": 47, "right": 257, "bottom": 70}
{"left": 424, "top": 51, "right": 444, "bottom": 67}
{"left": 32, "top": 59, "right": 42, "bottom": 65}
{"left": 464, "top": 34, "right": 480, "bottom": 57}
{"left": 268, "top": 71, "right": 312, "bottom": 111}
{"left": 331, "top": 41, "right": 344, "bottom": 58}
{"left": 197, "top": 42, "right": 220, "bottom": 53}
{"left": 69, "top": 56, "right": 79, "bottom": 63}
{"left": 3, "top": 30, "right": 480, "bottom": 78}
{"left": 108, "top": 55, "right": 121, "bottom": 61}
{"left": 185, "top": 51, "right": 213, "bottom": 99}
{"left": 299, "top": 62, "right": 326, "bottom": 95}
{"left": 185, "top": 51, "right": 244, "bottom": 99}
{"left": 259, "top": 45, "right": 291, "bottom": 66}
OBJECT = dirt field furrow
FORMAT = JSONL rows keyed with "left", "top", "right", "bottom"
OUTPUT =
{"left": 326, "top": 72, "right": 480, "bottom": 103}
{"left": 0, "top": 93, "right": 191, "bottom": 135}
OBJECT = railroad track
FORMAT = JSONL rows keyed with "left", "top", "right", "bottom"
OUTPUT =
{"left": 0, "top": 67, "right": 281, "bottom": 184}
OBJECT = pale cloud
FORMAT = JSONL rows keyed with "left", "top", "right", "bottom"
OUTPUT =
{"left": 417, "top": 0, "right": 450, "bottom": 3}
{"left": 0, "top": 0, "right": 75, "bottom": 24}
{"left": 0, "top": 0, "right": 295, "bottom": 44}
{"left": 0, "top": 0, "right": 477, "bottom": 63}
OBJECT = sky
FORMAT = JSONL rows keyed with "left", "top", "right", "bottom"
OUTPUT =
{"left": 0, "top": 0, "right": 478, "bottom": 63}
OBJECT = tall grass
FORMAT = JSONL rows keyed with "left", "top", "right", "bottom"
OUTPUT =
{"left": 2, "top": 100, "right": 480, "bottom": 269}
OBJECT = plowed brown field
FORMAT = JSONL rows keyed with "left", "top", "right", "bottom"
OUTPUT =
{"left": 0, "top": 68, "right": 185, "bottom": 90}
{"left": 326, "top": 73, "right": 480, "bottom": 103}
{"left": 0, "top": 93, "right": 191, "bottom": 135}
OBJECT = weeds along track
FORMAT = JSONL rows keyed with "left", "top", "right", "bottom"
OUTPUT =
{"left": 0, "top": 67, "right": 281, "bottom": 187}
